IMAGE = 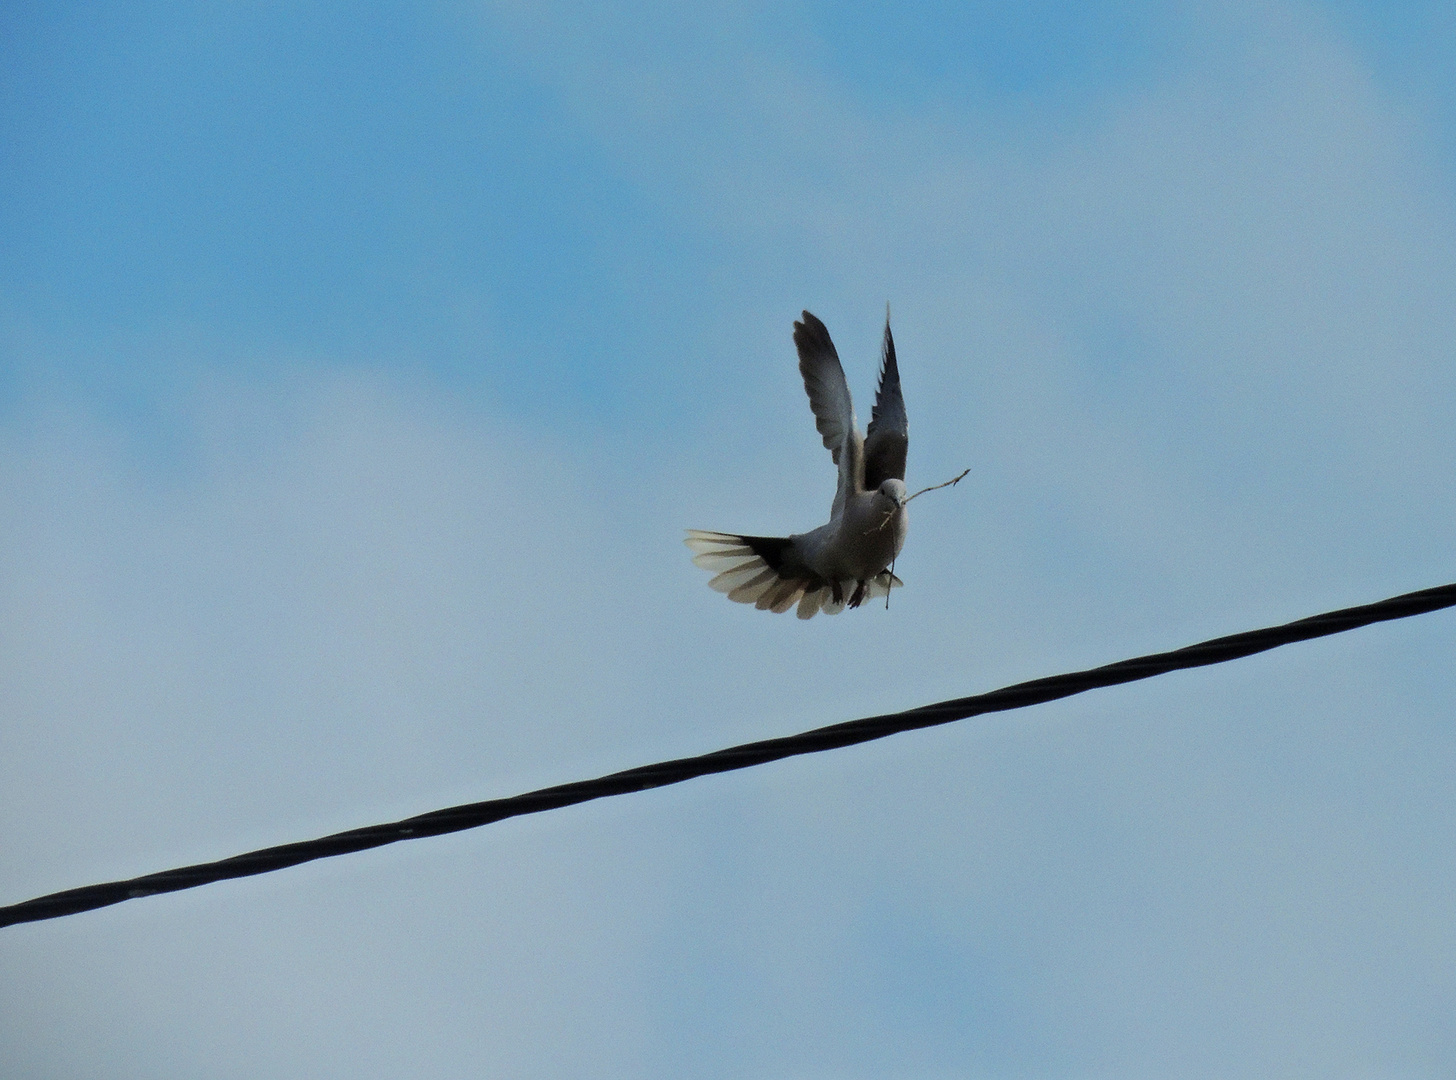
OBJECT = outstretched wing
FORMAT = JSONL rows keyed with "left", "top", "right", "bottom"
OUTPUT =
{"left": 864, "top": 314, "right": 907, "bottom": 487}
{"left": 793, "top": 311, "right": 856, "bottom": 465}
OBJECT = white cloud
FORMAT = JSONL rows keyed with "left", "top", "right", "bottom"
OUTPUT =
{"left": 4, "top": 1, "right": 1456, "bottom": 1075}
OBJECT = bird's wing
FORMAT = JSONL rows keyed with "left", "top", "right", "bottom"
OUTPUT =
{"left": 794, "top": 310, "right": 864, "bottom": 519}
{"left": 794, "top": 311, "right": 857, "bottom": 466}
{"left": 864, "top": 314, "right": 908, "bottom": 488}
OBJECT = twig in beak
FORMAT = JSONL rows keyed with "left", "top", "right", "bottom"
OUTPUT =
{"left": 865, "top": 467, "right": 972, "bottom": 535}
{"left": 905, "top": 467, "right": 970, "bottom": 504}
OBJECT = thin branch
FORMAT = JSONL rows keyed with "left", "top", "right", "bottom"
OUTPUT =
{"left": 905, "top": 467, "right": 971, "bottom": 504}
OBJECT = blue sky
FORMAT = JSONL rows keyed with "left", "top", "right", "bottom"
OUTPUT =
{"left": 4, "top": 1, "right": 1456, "bottom": 1075}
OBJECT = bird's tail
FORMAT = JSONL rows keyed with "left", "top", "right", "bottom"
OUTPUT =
{"left": 685, "top": 530, "right": 902, "bottom": 619}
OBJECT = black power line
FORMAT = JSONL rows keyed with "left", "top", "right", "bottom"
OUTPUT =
{"left": 4, "top": 581, "right": 1454, "bottom": 929}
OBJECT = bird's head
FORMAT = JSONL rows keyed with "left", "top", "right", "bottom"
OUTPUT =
{"left": 877, "top": 478, "right": 908, "bottom": 509}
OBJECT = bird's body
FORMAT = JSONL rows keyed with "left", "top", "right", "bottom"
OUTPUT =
{"left": 687, "top": 310, "right": 910, "bottom": 619}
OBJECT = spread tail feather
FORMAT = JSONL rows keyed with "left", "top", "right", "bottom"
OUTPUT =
{"left": 685, "top": 530, "right": 901, "bottom": 619}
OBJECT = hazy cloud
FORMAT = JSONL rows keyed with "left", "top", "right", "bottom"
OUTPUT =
{"left": 3, "top": 1, "right": 1455, "bottom": 1076}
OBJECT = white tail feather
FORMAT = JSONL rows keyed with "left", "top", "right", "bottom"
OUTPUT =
{"left": 727, "top": 568, "right": 779, "bottom": 602}
{"left": 796, "top": 589, "right": 824, "bottom": 620}
{"left": 820, "top": 586, "right": 848, "bottom": 616}
{"left": 864, "top": 571, "right": 904, "bottom": 599}
{"left": 692, "top": 548, "right": 754, "bottom": 568}
{"left": 760, "top": 578, "right": 804, "bottom": 613}
{"left": 710, "top": 562, "right": 773, "bottom": 593}
{"left": 684, "top": 530, "right": 748, "bottom": 551}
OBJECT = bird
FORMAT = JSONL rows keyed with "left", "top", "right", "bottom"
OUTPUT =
{"left": 686, "top": 309, "right": 909, "bottom": 619}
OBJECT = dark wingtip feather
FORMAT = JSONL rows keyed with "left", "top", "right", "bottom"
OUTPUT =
{"left": 793, "top": 310, "right": 833, "bottom": 354}
{"left": 877, "top": 317, "right": 898, "bottom": 399}
{"left": 865, "top": 311, "right": 908, "bottom": 486}
{"left": 869, "top": 318, "right": 904, "bottom": 433}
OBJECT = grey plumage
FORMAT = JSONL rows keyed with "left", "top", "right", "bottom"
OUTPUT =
{"left": 686, "top": 310, "right": 910, "bottom": 619}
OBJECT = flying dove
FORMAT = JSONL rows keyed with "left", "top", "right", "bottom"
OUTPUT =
{"left": 686, "top": 310, "right": 909, "bottom": 619}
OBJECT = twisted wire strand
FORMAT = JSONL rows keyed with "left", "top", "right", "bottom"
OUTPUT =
{"left": 4, "top": 580, "right": 1453, "bottom": 929}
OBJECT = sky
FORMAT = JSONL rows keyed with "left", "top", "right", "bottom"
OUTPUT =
{"left": 3, "top": 0, "right": 1456, "bottom": 1075}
